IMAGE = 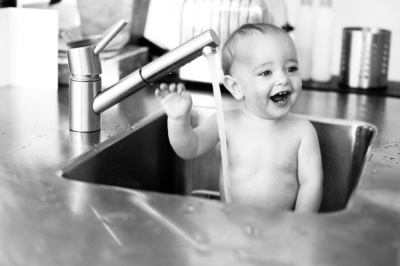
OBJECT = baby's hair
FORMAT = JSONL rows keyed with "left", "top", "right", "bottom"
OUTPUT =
{"left": 221, "top": 23, "right": 290, "bottom": 75}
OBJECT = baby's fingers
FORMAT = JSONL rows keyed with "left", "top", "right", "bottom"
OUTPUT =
{"left": 177, "top": 83, "right": 185, "bottom": 94}
{"left": 155, "top": 83, "right": 169, "bottom": 99}
{"left": 155, "top": 88, "right": 162, "bottom": 98}
{"left": 155, "top": 83, "right": 186, "bottom": 100}
{"left": 169, "top": 83, "right": 177, "bottom": 92}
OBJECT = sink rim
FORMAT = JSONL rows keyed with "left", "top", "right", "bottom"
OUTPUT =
{"left": 59, "top": 105, "right": 378, "bottom": 214}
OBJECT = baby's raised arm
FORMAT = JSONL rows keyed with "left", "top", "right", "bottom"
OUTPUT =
{"left": 155, "top": 83, "right": 219, "bottom": 160}
{"left": 295, "top": 121, "right": 323, "bottom": 212}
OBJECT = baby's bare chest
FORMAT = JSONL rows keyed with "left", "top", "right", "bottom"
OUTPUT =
{"left": 224, "top": 117, "right": 302, "bottom": 207}
{"left": 229, "top": 124, "right": 300, "bottom": 160}
{"left": 239, "top": 130, "right": 298, "bottom": 150}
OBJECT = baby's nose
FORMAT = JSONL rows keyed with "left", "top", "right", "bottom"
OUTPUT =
{"left": 274, "top": 71, "right": 289, "bottom": 86}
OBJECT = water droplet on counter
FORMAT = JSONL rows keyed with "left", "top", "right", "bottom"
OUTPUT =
{"left": 55, "top": 170, "right": 63, "bottom": 176}
{"left": 196, "top": 243, "right": 211, "bottom": 254}
{"left": 243, "top": 223, "right": 262, "bottom": 238}
{"left": 179, "top": 203, "right": 196, "bottom": 214}
{"left": 244, "top": 224, "right": 255, "bottom": 236}
{"left": 186, "top": 205, "right": 195, "bottom": 213}
{"left": 220, "top": 205, "right": 232, "bottom": 215}
{"left": 101, "top": 216, "right": 111, "bottom": 225}
{"left": 234, "top": 248, "right": 251, "bottom": 260}
{"left": 193, "top": 232, "right": 202, "bottom": 241}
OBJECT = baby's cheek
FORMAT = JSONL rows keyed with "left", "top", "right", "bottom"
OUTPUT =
{"left": 294, "top": 80, "right": 303, "bottom": 92}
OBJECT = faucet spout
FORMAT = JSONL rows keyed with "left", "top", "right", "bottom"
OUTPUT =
{"left": 93, "top": 29, "right": 220, "bottom": 114}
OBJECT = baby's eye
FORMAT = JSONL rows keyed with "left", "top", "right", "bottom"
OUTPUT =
{"left": 259, "top": 70, "right": 273, "bottom": 76}
{"left": 287, "top": 66, "right": 299, "bottom": 73}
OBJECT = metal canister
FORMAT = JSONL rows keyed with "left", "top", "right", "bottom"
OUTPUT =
{"left": 339, "top": 27, "right": 391, "bottom": 89}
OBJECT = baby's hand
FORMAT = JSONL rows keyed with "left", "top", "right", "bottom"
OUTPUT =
{"left": 155, "top": 83, "right": 193, "bottom": 121}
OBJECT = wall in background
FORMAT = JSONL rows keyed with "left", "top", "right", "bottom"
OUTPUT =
{"left": 286, "top": 0, "right": 400, "bottom": 81}
{"left": 144, "top": 0, "right": 400, "bottom": 82}
{"left": 22, "top": 0, "right": 400, "bottom": 81}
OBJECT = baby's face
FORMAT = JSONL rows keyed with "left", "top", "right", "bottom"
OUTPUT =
{"left": 230, "top": 32, "right": 302, "bottom": 120}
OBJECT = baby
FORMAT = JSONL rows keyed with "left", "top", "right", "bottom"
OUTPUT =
{"left": 155, "top": 23, "right": 323, "bottom": 212}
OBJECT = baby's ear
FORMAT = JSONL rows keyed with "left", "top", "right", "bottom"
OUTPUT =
{"left": 223, "top": 75, "right": 243, "bottom": 100}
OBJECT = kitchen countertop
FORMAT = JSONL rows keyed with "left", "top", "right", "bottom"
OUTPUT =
{"left": 1, "top": 81, "right": 400, "bottom": 265}
{"left": 302, "top": 76, "right": 400, "bottom": 98}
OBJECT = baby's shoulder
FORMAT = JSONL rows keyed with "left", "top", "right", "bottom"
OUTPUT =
{"left": 286, "top": 113, "right": 317, "bottom": 135}
{"left": 223, "top": 107, "right": 242, "bottom": 121}
{"left": 224, "top": 107, "right": 241, "bottom": 115}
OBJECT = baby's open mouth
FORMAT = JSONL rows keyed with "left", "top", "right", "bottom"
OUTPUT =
{"left": 269, "top": 91, "right": 291, "bottom": 104}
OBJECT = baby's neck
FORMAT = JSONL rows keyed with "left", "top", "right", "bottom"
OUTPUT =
{"left": 240, "top": 107, "right": 290, "bottom": 125}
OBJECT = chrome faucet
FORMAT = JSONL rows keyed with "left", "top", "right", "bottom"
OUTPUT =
{"left": 67, "top": 20, "right": 220, "bottom": 132}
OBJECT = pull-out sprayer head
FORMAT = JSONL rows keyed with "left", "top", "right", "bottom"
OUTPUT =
{"left": 93, "top": 29, "right": 220, "bottom": 114}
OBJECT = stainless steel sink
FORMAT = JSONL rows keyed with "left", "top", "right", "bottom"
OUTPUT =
{"left": 61, "top": 104, "right": 377, "bottom": 213}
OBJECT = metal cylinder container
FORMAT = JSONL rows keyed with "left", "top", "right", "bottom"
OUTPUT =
{"left": 339, "top": 27, "right": 391, "bottom": 89}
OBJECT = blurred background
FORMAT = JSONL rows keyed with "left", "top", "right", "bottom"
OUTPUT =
{"left": 10, "top": 0, "right": 400, "bottom": 82}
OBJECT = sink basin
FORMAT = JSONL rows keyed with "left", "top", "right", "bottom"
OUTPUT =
{"left": 61, "top": 105, "right": 377, "bottom": 213}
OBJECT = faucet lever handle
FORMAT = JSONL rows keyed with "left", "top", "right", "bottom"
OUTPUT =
{"left": 93, "top": 19, "right": 127, "bottom": 55}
